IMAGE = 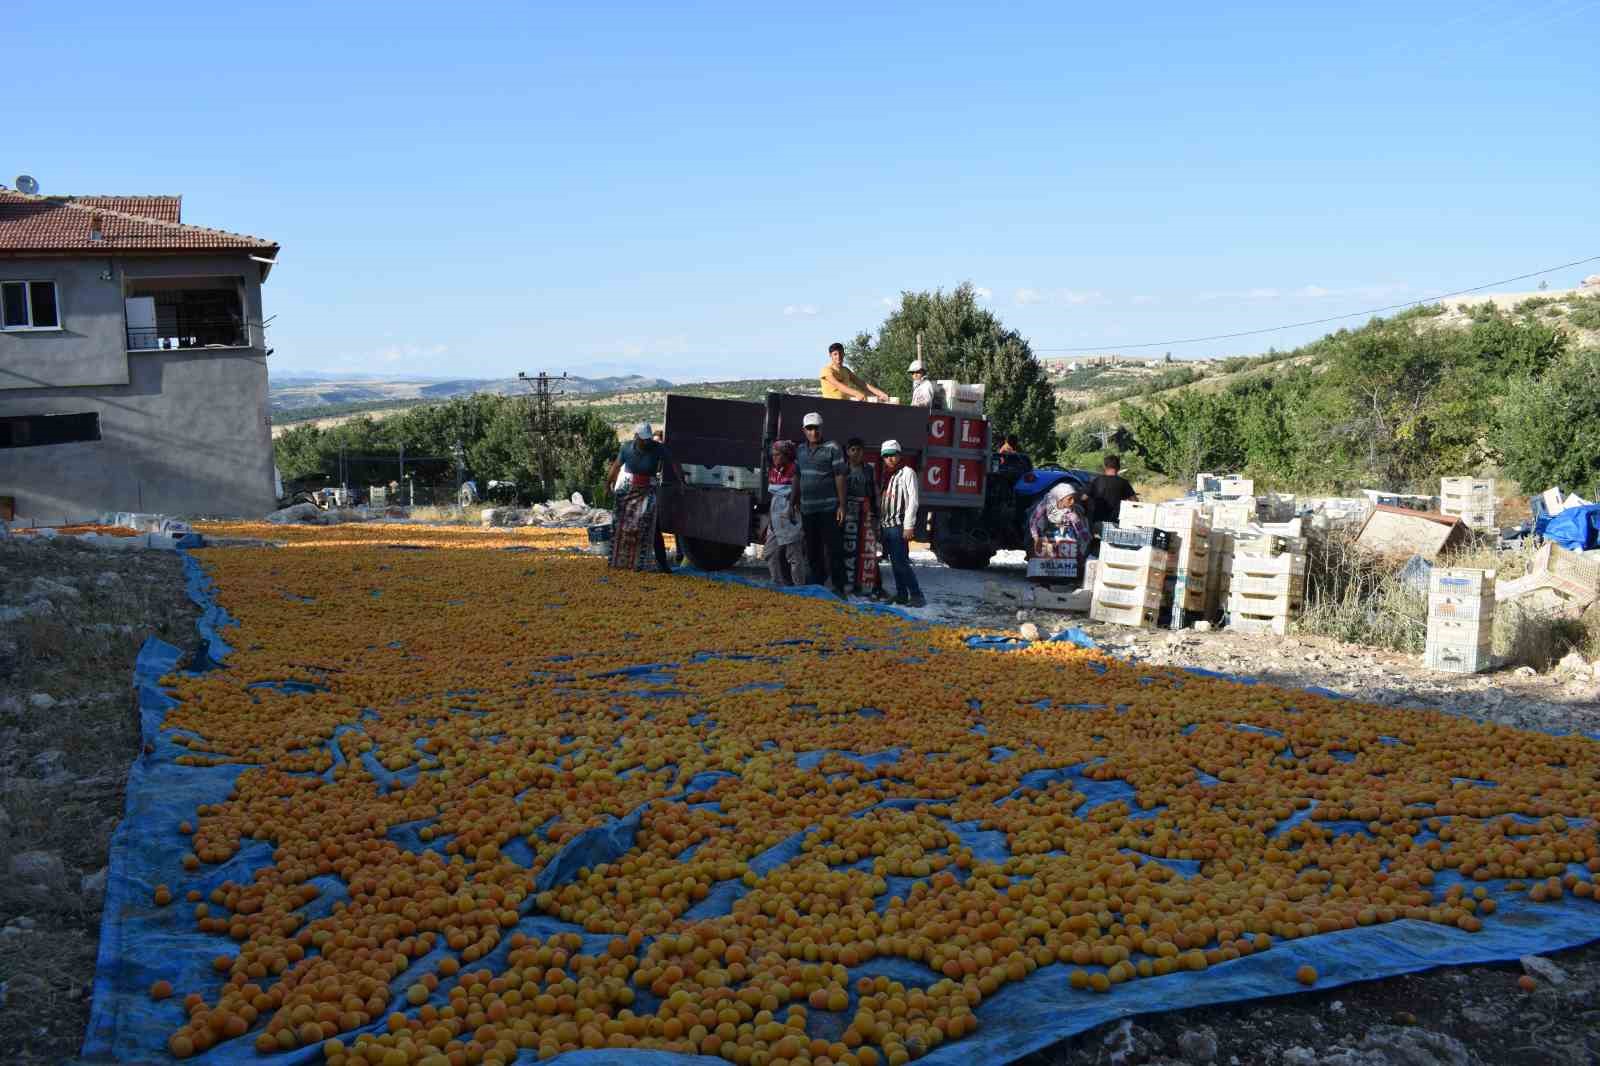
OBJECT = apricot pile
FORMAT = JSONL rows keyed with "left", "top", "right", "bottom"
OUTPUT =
{"left": 135, "top": 532, "right": 1599, "bottom": 1064}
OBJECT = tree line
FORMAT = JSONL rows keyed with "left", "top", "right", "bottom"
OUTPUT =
{"left": 272, "top": 394, "right": 619, "bottom": 504}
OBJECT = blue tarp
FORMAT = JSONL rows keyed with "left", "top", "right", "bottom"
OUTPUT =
{"left": 83, "top": 549, "right": 1600, "bottom": 1066}
{"left": 1543, "top": 503, "right": 1600, "bottom": 551}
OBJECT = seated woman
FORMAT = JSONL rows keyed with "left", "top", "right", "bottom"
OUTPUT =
{"left": 1025, "top": 482, "right": 1090, "bottom": 587}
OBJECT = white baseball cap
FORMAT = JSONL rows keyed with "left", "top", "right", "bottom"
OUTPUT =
{"left": 634, "top": 422, "right": 653, "bottom": 439}
{"left": 908, "top": 359, "right": 924, "bottom": 373}
{"left": 880, "top": 439, "right": 902, "bottom": 455}
{"left": 802, "top": 412, "right": 823, "bottom": 428}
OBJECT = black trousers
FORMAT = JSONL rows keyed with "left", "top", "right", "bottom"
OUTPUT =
{"left": 801, "top": 509, "right": 846, "bottom": 592}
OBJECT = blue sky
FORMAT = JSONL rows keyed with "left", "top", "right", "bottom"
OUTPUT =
{"left": 11, "top": 1, "right": 1599, "bottom": 381}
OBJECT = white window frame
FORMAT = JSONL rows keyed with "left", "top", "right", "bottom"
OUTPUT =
{"left": 0, "top": 280, "right": 62, "bottom": 331}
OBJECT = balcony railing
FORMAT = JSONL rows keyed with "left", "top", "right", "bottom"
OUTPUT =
{"left": 127, "top": 316, "right": 248, "bottom": 351}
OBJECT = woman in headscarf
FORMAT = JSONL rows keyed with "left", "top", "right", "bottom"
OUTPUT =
{"left": 764, "top": 439, "right": 805, "bottom": 586}
{"left": 605, "top": 422, "right": 680, "bottom": 572}
{"left": 1026, "top": 481, "right": 1091, "bottom": 586}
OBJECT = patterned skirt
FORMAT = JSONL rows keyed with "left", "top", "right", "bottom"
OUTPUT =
{"left": 840, "top": 494, "right": 881, "bottom": 593}
{"left": 609, "top": 487, "right": 659, "bottom": 571}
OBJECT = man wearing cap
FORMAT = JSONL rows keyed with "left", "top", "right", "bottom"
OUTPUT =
{"left": 878, "top": 439, "right": 926, "bottom": 607}
{"left": 909, "top": 360, "right": 937, "bottom": 408}
{"left": 605, "top": 422, "right": 680, "bottom": 572}
{"left": 820, "top": 341, "right": 889, "bottom": 402}
{"left": 797, "top": 412, "right": 848, "bottom": 597}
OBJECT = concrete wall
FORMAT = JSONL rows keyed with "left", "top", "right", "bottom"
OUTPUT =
{"left": 1, "top": 253, "right": 274, "bottom": 519}
{"left": 0, "top": 253, "right": 265, "bottom": 391}
{"left": 0, "top": 349, "right": 276, "bottom": 520}
{"left": 0, "top": 256, "right": 130, "bottom": 389}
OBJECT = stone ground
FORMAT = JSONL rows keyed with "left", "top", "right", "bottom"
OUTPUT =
{"left": 2, "top": 532, "right": 1597, "bottom": 1065}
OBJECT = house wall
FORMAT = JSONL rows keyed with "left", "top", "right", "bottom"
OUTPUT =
{"left": 0, "top": 253, "right": 265, "bottom": 390}
{"left": 0, "top": 349, "right": 276, "bottom": 519}
{"left": 0, "top": 253, "right": 275, "bottom": 518}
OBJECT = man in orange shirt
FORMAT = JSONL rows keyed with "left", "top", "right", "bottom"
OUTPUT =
{"left": 819, "top": 341, "right": 889, "bottom": 401}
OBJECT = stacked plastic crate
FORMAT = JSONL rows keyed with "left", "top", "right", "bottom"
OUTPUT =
{"left": 1426, "top": 568, "right": 1495, "bottom": 673}
{"left": 1439, "top": 477, "right": 1496, "bottom": 531}
{"left": 1130, "top": 502, "right": 1216, "bottom": 627}
{"left": 1224, "top": 533, "right": 1307, "bottom": 636}
{"left": 1090, "top": 524, "right": 1169, "bottom": 627}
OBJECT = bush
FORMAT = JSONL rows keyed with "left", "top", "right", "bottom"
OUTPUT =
{"left": 1298, "top": 533, "right": 1428, "bottom": 652}
{"left": 1496, "top": 347, "right": 1600, "bottom": 496}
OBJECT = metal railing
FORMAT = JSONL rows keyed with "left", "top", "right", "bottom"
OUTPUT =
{"left": 126, "top": 315, "right": 248, "bottom": 351}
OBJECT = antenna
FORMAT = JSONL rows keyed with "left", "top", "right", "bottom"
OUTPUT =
{"left": 14, "top": 175, "right": 39, "bottom": 195}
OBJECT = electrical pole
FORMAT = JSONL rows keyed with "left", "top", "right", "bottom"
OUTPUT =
{"left": 517, "top": 371, "right": 568, "bottom": 498}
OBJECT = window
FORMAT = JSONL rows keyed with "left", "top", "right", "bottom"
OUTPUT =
{"left": 1, "top": 281, "right": 60, "bottom": 330}
{"left": 0, "top": 412, "right": 101, "bottom": 448}
{"left": 124, "top": 277, "right": 246, "bottom": 350}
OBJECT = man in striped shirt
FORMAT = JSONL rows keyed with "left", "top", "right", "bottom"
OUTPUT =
{"left": 878, "top": 439, "right": 926, "bottom": 608}
{"left": 797, "top": 412, "right": 848, "bottom": 597}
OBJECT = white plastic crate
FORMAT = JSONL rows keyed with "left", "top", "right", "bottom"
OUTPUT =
{"left": 1230, "top": 612, "right": 1291, "bottom": 636}
{"left": 1229, "top": 551, "right": 1308, "bottom": 578}
{"left": 1427, "top": 592, "right": 1495, "bottom": 622}
{"left": 1441, "top": 477, "right": 1495, "bottom": 497}
{"left": 1099, "top": 543, "right": 1170, "bottom": 571}
{"left": 1430, "top": 568, "right": 1495, "bottom": 595}
{"left": 1231, "top": 572, "right": 1306, "bottom": 597}
{"left": 1118, "top": 501, "right": 1160, "bottom": 528}
{"left": 1229, "top": 589, "right": 1302, "bottom": 620}
{"left": 1424, "top": 638, "right": 1493, "bottom": 674}
{"left": 1428, "top": 614, "right": 1491, "bottom": 646}
{"left": 1094, "top": 583, "right": 1164, "bottom": 611}
{"left": 1089, "top": 599, "right": 1160, "bottom": 627}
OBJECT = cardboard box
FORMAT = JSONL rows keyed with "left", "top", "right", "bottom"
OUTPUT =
{"left": 1355, "top": 506, "right": 1471, "bottom": 559}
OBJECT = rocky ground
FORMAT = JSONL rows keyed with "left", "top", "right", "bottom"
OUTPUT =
{"left": 2, "top": 531, "right": 1597, "bottom": 1065}
{"left": 0, "top": 534, "right": 198, "bottom": 1065}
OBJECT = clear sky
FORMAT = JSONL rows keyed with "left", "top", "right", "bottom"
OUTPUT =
{"left": 10, "top": 1, "right": 1599, "bottom": 381}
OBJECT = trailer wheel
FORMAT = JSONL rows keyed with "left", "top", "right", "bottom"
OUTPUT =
{"left": 679, "top": 537, "right": 746, "bottom": 572}
{"left": 933, "top": 540, "right": 995, "bottom": 571}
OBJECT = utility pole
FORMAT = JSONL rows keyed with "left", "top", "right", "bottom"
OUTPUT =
{"left": 517, "top": 371, "right": 568, "bottom": 497}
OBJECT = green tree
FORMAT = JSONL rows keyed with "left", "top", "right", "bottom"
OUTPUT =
{"left": 847, "top": 283, "right": 1057, "bottom": 454}
{"left": 1497, "top": 347, "right": 1600, "bottom": 495}
{"left": 272, "top": 424, "right": 328, "bottom": 480}
{"left": 1118, "top": 392, "right": 1244, "bottom": 482}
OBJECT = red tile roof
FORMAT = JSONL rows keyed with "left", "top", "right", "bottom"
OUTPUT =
{"left": 0, "top": 189, "right": 277, "bottom": 255}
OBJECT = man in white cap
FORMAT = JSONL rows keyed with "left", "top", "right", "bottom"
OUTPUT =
{"left": 908, "top": 359, "right": 937, "bottom": 408}
{"left": 877, "top": 439, "right": 926, "bottom": 607}
{"left": 797, "top": 411, "right": 848, "bottom": 597}
{"left": 605, "top": 422, "right": 680, "bottom": 572}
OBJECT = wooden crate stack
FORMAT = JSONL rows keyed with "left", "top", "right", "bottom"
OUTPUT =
{"left": 1439, "top": 477, "right": 1497, "bottom": 531}
{"left": 1224, "top": 535, "right": 1307, "bottom": 636}
{"left": 1425, "top": 568, "right": 1495, "bottom": 673}
{"left": 1090, "top": 540, "right": 1168, "bottom": 627}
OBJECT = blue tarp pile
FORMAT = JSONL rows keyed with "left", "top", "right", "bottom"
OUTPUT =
{"left": 1543, "top": 503, "right": 1600, "bottom": 552}
{"left": 81, "top": 554, "right": 1600, "bottom": 1066}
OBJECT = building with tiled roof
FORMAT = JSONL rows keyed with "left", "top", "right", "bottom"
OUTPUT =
{"left": 2, "top": 185, "right": 281, "bottom": 519}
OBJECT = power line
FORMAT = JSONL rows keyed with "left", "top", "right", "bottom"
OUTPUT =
{"left": 1032, "top": 254, "right": 1600, "bottom": 353}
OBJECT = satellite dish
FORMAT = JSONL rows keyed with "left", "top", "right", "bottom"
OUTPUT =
{"left": 15, "top": 175, "right": 39, "bottom": 195}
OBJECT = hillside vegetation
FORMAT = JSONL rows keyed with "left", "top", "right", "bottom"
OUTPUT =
{"left": 1098, "top": 291, "right": 1600, "bottom": 495}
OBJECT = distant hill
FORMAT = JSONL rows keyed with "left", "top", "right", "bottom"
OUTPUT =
{"left": 269, "top": 374, "right": 673, "bottom": 413}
